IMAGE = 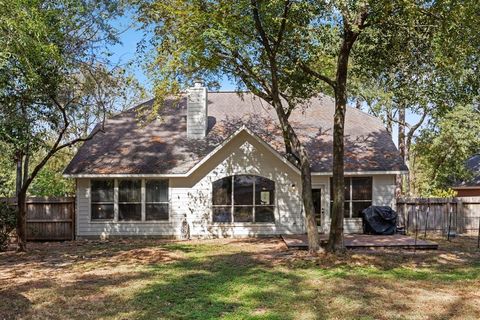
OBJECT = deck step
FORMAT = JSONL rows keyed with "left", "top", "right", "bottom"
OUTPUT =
{"left": 281, "top": 234, "right": 438, "bottom": 250}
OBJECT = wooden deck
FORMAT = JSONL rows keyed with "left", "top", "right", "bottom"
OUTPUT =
{"left": 282, "top": 234, "right": 438, "bottom": 250}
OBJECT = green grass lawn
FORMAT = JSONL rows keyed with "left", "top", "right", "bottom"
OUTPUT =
{"left": 1, "top": 236, "right": 479, "bottom": 320}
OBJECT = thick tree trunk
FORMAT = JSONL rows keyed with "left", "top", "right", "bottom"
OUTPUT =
{"left": 23, "top": 151, "right": 29, "bottom": 187}
{"left": 15, "top": 152, "right": 23, "bottom": 197}
{"left": 327, "top": 31, "right": 356, "bottom": 253}
{"left": 16, "top": 190, "right": 27, "bottom": 252}
{"left": 274, "top": 104, "right": 320, "bottom": 253}
{"left": 396, "top": 106, "right": 406, "bottom": 198}
{"left": 327, "top": 93, "right": 346, "bottom": 252}
{"left": 298, "top": 147, "right": 320, "bottom": 253}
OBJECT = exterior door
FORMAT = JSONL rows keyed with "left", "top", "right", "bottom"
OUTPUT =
{"left": 312, "top": 188, "right": 322, "bottom": 227}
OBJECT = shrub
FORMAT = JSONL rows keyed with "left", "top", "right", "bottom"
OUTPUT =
{"left": 0, "top": 201, "right": 16, "bottom": 251}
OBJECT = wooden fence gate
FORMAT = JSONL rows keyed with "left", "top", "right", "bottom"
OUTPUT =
{"left": 396, "top": 197, "right": 480, "bottom": 235}
{"left": 3, "top": 197, "right": 75, "bottom": 241}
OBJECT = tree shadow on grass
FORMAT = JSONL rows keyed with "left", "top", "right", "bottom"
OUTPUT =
{"left": 132, "top": 250, "right": 324, "bottom": 320}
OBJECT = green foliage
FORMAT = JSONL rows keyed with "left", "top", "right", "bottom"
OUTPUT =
{"left": 0, "top": 142, "right": 15, "bottom": 197}
{"left": 28, "top": 148, "right": 75, "bottom": 196}
{"left": 139, "top": 0, "right": 323, "bottom": 107}
{"left": 412, "top": 105, "right": 480, "bottom": 196}
{"left": 0, "top": 202, "right": 16, "bottom": 251}
{"left": 0, "top": 0, "right": 144, "bottom": 201}
{"left": 0, "top": 145, "right": 74, "bottom": 197}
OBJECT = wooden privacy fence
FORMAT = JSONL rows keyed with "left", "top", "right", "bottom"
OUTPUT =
{"left": 2, "top": 197, "right": 75, "bottom": 241}
{"left": 396, "top": 197, "right": 480, "bottom": 235}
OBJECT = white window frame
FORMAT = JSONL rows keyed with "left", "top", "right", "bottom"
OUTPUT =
{"left": 144, "top": 179, "right": 171, "bottom": 222}
{"left": 117, "top": 179, "right": 143, "bottom": 222}
{"left": 330, "top": 177, "right": 373, "bottom": 220}
{"left": 89, "top": 178, "right": 170, "bottom": 223}
{"left": 90, "top": 179, "right": 115, "bottom": 221}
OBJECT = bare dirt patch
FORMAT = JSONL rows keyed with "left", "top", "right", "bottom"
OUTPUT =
{"left": 0, "top": 236, "right": 479, "bottom": 320}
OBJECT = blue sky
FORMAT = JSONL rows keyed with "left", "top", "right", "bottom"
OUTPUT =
{"left": 108, "top": 13, "right": 237, "bottom": 92}
{"left": 109, "top": 13, "right": 419, "bottom": 147}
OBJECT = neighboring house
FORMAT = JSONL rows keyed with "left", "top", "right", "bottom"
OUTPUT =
{"left": 452, "top": 154, "right": 480, "bottom": 197}
{"left": 64, "top": 83, "right": 407, "bottom": 239}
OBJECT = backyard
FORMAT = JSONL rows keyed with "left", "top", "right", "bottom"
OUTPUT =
{"left": 1, "top": 236, "right": 479, "bottom": 320}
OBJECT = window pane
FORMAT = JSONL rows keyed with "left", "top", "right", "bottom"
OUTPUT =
{"left": 212, "top": 177, "right": 232, "bottom": 205}
{"left": 234, "top": 206, "right": 253, "bottom": 222}
{"left": 352, "top": 201, "right": 371, "bottom": 218}
{"left": 329, "top": 178, "right": 350, "bottom": 201}
{"left": 255, "top": 177, "right": 275, "bottom": 205}
{"left": 352, "top": 177, "right": 372, "bottom": 200}
{"left": 312, "top": 189, "right": 321, "bottom": 214}
{"left": 91, "top": 180, "right": 114, "bottom": 202}
{"left": 91, "top": 204, "right": 114, "bottom": 220}
{"left": 146, "top": 204, "right": 169, "bottom": 221}
{"left": 331, "top": 201, "right": 351, "bottom": 219}
{"left": 343, "top": 202, "right": 351, "bottom": 218}
{"left": 118, "top": 204, "right": 141, "bottom": 221}
{"left": 212, "top": 206, "right": 232, "bottom": 223}
{"left": 146, "top": 180, "right": 169, "bottom": 202}
{"left": 255, "top": 206, "right": 275, "bottom": 223}
{"left": 119, "top": 180, "right": 141, "bottom": 202}
{"left": 234, "top": 175, "right": 254, "bottom": 205}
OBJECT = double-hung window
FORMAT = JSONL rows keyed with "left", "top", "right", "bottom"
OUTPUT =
{"left": 90, "top": 179, "right": 169, "bottom": 222}
{"left": 212, "top": 175, "right": 275, "bottom": 223}
{"left": 330, "top": 177, "right": 372, "bottom": 219}
{"left": 145, "top": 180, "right": 169, "bottom": 221}
{"left": 118, "top": 180, "right": 142, "bottom": 221}
{"left": 91, "top": 180, "right": 114, "bottom": 220}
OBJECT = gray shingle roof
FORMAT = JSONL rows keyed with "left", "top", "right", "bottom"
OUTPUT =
{"left": 453, "top": 154, "right": 480, "bottom": 187}
{"left": 64, "top": 92, "right": 408, "bottom": 175}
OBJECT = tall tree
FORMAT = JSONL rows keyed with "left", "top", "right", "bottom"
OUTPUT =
{"left": 139, "top": 0, "right": 478, "bottom": 252}
{"left": 354, "top": 0, "right": 479, "bottom": 197}
{"left": 139, "top": 0, "right": 323, "bottom": 252}
{"left": 0, "top": 0, "right": 140, "bottom": 251}
{"left": 298, "top": 0, "right": 480, "bottom": 249}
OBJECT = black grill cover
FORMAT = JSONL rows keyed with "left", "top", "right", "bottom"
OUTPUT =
{"left": 362, "top": 206, "right": 397, "bottom": 235}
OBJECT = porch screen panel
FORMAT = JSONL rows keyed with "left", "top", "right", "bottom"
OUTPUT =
{"left": 118, "top": 180, "right": 142, "bottom": 221}
{"left": 146, "top": 180, "right": 169, "bottom": 221}
{"left": 91, "top": 180, "right": 114, "bottom": 220}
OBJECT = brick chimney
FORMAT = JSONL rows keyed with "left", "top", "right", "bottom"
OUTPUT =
{"left": 186, "top": 80, "right": 208, "bottom": 139}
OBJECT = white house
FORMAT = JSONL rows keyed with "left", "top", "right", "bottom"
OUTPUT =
{"left": 64, "top": 84, "right": 407, "bottom": 239}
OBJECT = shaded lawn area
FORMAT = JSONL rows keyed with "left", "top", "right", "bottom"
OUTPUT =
{"left": 1, "top": 236, "right": 480, "bottom": 320}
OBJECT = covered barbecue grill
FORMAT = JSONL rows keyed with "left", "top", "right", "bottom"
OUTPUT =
{"left": 362, "top": 206, "right": 397, "bottom": 235}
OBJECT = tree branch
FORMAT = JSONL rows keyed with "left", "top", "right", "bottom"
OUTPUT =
{"left": 298, "top": 62, "right": 336, "bottom": 90}
{"left": 273, "top": 0, "right": 291, "bottom": 54}
{"left": 250, "top": 0, "right": 274, "bottom": 59}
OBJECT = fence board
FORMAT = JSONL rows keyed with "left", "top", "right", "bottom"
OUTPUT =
{"left": 396, "top": 197, "right": 480, "bottom": 235}
{"left": 1, "top": 197, "right": 75, "bottom": 241}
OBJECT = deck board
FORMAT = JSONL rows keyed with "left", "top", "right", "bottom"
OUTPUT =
{"left": 282, "top": 234, "right": 438, "bottom": 250}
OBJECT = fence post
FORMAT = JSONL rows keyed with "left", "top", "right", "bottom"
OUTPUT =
{"left": 424, "top": 199, "right": 429, "bottom": 239}
{"left": 456, "top": 198, "right": 464, "bottom": 234}
{"left": 447, "top": 201, "right": 452, "bottom": 241}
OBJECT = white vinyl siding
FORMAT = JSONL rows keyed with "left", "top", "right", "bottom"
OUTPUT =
{"left": 74, "top": 130, "right": 399, "bottom": 238}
